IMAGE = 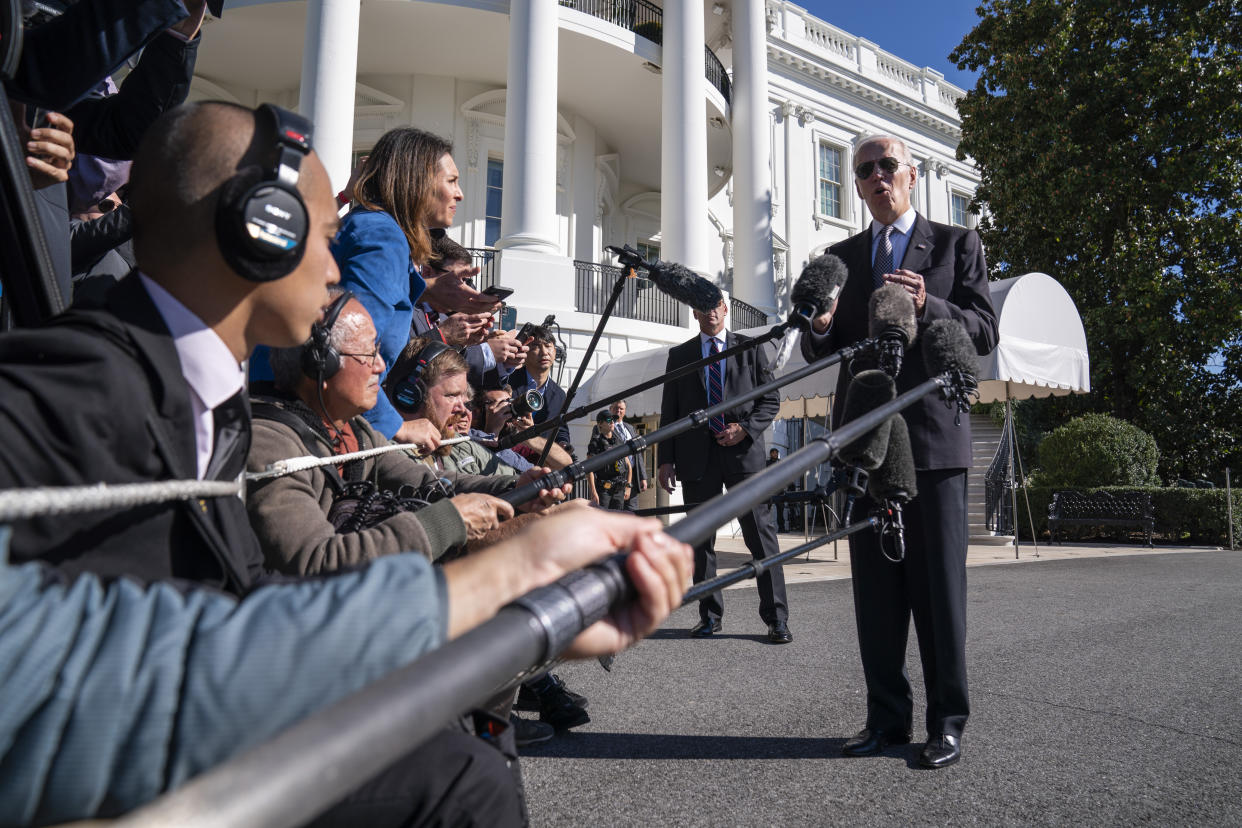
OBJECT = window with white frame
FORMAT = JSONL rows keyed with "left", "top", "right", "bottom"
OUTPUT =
{"left": 817, "top": 142, "right": 844, "bottom": 219}
{"left": 636, "top": 241, "right": 660, "bottom": 262}
{"left": 951, "top": 192, "right": 971, "bottom": 228}
{"left": 484, "top": 158, "right": 503, "bottom": 247}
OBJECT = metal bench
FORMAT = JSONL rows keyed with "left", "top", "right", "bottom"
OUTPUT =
{"left": 1047, "top": 490, "right": 1154, "bottom": 548}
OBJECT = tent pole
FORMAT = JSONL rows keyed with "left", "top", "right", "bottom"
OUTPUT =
{"left": 1007, "top": 394, "right": 1019, "bottom": 559}
{"left": 1009, "top": 392, "right": 1039, "bottom": 558}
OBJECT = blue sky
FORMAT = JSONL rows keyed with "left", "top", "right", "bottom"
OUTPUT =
{"left": 798, "top": 0, "right": 985, "bottom": 90}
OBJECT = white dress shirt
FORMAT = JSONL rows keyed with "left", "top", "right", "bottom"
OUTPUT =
{"left": 140, "top": 274, "right": 246, "bottom": 479}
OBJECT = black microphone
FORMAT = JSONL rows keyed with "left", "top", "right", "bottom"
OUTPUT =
{"left": 645, "top": 260, "right": 723, "bottom": 313}
{"left": 868, "top": 284, "right": 917, "bottom": 378}
{"left": 922, "top": 319, "right": 979, "bottom": 416}
{"left": 868, "top": 415, "right": 917, "bottom": 562}
{"left": 605, "top": 245, "right": 723, "bottom": 313}
{"left": 836, "top": 368, "right": 896, "bottom": 523}
{"left": 838, "top": 369, "right": 896, "bottom": 471}
{"left": 789, "top": 253, "right": 848, "bottom": 330}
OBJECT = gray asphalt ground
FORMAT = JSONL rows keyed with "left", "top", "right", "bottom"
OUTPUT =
{"left": 519, "top": 543, "right": 1242, "bottom": 826}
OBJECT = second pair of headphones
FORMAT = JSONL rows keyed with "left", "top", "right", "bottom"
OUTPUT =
{"left": 388, "top": 341, "right": 452, "bottom": 413}
{"left": 216, "top": 103, "right": 314, "bottom": 283}
{"left": 301, "top": 290, "right": 355, "bottom": 381}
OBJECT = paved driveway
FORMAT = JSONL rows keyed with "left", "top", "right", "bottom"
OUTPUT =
{"left": 521, "top": 548, "right": 1242, "bottom": 826}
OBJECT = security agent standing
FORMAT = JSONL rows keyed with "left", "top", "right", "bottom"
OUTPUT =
{"left": 610, "top": 398, "right": 648, "bottom": 511}
{"left": 658, "top": 299, "right": 792, "bottom": 645}
{"left": 802, "top": 134, "right": 997, "bottom": 768}
{"left": 587, "top": 410, "right": 631, "bottom": 511}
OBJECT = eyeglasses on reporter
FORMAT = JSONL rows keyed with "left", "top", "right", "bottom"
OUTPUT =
{"left": 854, "top": 156, "right": 913, "bottom": 179}
{"left": 340, "top": 345, "right": 381, "bottom": 368}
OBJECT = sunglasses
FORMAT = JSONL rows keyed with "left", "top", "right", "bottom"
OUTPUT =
{"left": 598, "top": 415, "right": 616, "bottom": 423}
{"left": 854, "top": 156, "right": 911, "bottom": 179}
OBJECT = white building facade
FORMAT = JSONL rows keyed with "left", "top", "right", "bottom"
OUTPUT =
{"left": 192, "top": 0, "right": 978, "bottom": 398}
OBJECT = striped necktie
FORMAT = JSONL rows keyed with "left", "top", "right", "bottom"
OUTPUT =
{"left": 873, "top": 224, "right": 894, "bottom": 289}
{"left": 707, "top": 339, "right": 725, "bottom": 434}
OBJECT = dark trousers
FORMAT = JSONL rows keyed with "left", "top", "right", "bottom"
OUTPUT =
{"left": 307, "top": 728, "right": 523, "bottom": 827}
{"left": 684, "top": 465, "right": 788, "bottom": 626}
{"left": 847, "top": 468, "right": 969, "bottom": 739}
{"left": 594, "top": 480, "right": 626, "bottom": 511}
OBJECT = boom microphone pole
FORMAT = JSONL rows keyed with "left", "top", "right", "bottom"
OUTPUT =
{"left": 498, "top": 253, "right": 850, "bottom": 451}
{"left": 120, "top": 320, "right": 979, "bottom": 828}
{"left": 681, "top": 517, "right": 878, "bottom": 605}
{"left": 500, "top": 334, "right": 880, "bottom": 509}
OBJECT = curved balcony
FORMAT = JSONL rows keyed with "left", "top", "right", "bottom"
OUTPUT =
{"left": 561, "top": 0, "right": 732, "bottom": 106}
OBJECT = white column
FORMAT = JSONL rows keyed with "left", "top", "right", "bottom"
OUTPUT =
{"left": 497, "top": 0, "right": 560, "bottom": 254}
{"left": 660, "top": 0, "right": 709, "bottom": 275}
{"left": 298, "top": 0, "right": 360, "bottom": 193}
{"left": 730, "top": 0, "right": 776, "bottom": 316}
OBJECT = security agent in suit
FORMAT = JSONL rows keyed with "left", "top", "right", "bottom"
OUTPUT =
{"left": 802, "top": 134, "right": 997, "bottom": 768}
{"left": 610, "top": 398, "right": 648, "bottom": 511}
{"left": 658, "top": 299, "right": 792, "bottom": 644}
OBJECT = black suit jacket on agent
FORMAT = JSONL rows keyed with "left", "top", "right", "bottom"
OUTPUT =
{"left": 802, "top": 214, "right": 997, "bottom": 469}
{"left": 0, "top": 273, "right": 265, "bottom": 593}
{"left": 658, "top": 331, "right": 779, "bottom": 482}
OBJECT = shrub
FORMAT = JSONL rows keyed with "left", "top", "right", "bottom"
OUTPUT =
{"left": 1037, "top": 414, "right": 1159, "bottom": 488}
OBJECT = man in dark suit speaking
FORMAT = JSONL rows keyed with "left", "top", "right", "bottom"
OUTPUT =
{"left": 802, "top": 135, "right": 997, "bottom": 768}
{"left": 658, "top": 299, "right": 791, "bottom": 644}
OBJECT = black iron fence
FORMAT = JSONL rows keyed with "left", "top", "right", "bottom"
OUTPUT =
{"left": 575, "top": 260, "right": 683, "bottom": 326}
{"left": 730, "top": 296, "right": 768, "bottom": 329}
{"left": 466, "top": 247, "right": 498, "bottom": 292}
{"left": 985, "top": 417, "right": 1013, "bottom": 534}
{"left": 560, "top": 0, "right": 731, "bottom": 106}
{"left": 704, "top": 46, "right": 731, "bottom": 104}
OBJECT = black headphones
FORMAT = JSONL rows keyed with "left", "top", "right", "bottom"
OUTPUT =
{"left": 301, "top": 290, "right": 354, "bottom": 381}
{"left": 216, "top": 103, "right": 314, "bottom": 282}
{"left": 388, "top": 341, "right": 452, "bottom": 413}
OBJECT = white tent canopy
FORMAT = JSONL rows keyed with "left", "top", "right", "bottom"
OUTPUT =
{"left": 976, "top": 271, "right": 1090, "bottom": 403}
{"left": 576, "top": 271, "right": 1089, "bottom": 417}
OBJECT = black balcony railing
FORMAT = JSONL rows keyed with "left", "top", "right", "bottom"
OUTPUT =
{"left": 730, "top": 296, "right": 768, "bottom": 329}
{"left": 560, "top": 0, "right": 731, "bottom": 107}
{"left": 704, "top": 46, "right": 731, "bottom": 104}
{"left": 575, "top": 260, "right": 683, "bottom": 326}
{"left": 466, "top": 247, "right": 498, "bottom": 292}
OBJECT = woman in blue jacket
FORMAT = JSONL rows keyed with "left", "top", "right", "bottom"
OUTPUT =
{"left": 334, "top": 128, "right": 462, "bottom": 443}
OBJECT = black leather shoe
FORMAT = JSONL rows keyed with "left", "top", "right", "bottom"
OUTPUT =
{"left": 918, "top": 734, "right": 961, "bottom": 768}
{"left": 766, "top": 621, "right": 793, "bottom": 644}
{"left": 841, "top": 728, "right": 912, "bottom": 757}
{"left": 690, "top": 620, "right": 722, "bottom": 637}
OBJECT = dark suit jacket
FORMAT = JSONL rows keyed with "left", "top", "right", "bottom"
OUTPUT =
{"left": 10, "top": 0, "right": 190, "bottom": 111}
{"left": 801, "top": 213, "right": 997, "bottom": 469}
{"left": 507, "top": 366, "right": 572, "bottom": 450}
{"left": 67, "top": 28, "right": 200, "bottom": 159}
{"left": 658, "top": 331, "right": 778, "bottom": 482}
{"left": 0, "top": 273, "right": 265, "bottom": 593}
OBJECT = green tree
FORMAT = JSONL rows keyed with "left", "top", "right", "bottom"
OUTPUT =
{"left": 951, "top": 0, "right": 1242, "bottom": 481}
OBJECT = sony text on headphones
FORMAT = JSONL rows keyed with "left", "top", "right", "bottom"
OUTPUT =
{"left": 216, "top": 103, "right": 314, "bottom": 283}
{"left": 301, "top": 290, "right": 355, "bottom": 382}
{"left": 388, "top": 342, "right": 452, "bottom": 413}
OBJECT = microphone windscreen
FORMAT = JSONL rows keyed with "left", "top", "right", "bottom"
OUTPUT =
{"left": 647, "top": 261, "right": 723, "bottom": 313}
{"left": 922, "top": 319, "right": 978, "bottom": 378}
{"left": 868, "top": 416, "right": 918, "bottom": 502}
{"left": 868, "top": 284, "right": 917, "bottom": 346}
{"left": 791, "top": 254, "right": 848, "bottom": 316}
{"left": 838, "top": 369, "right": 896, "bottom": 470}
